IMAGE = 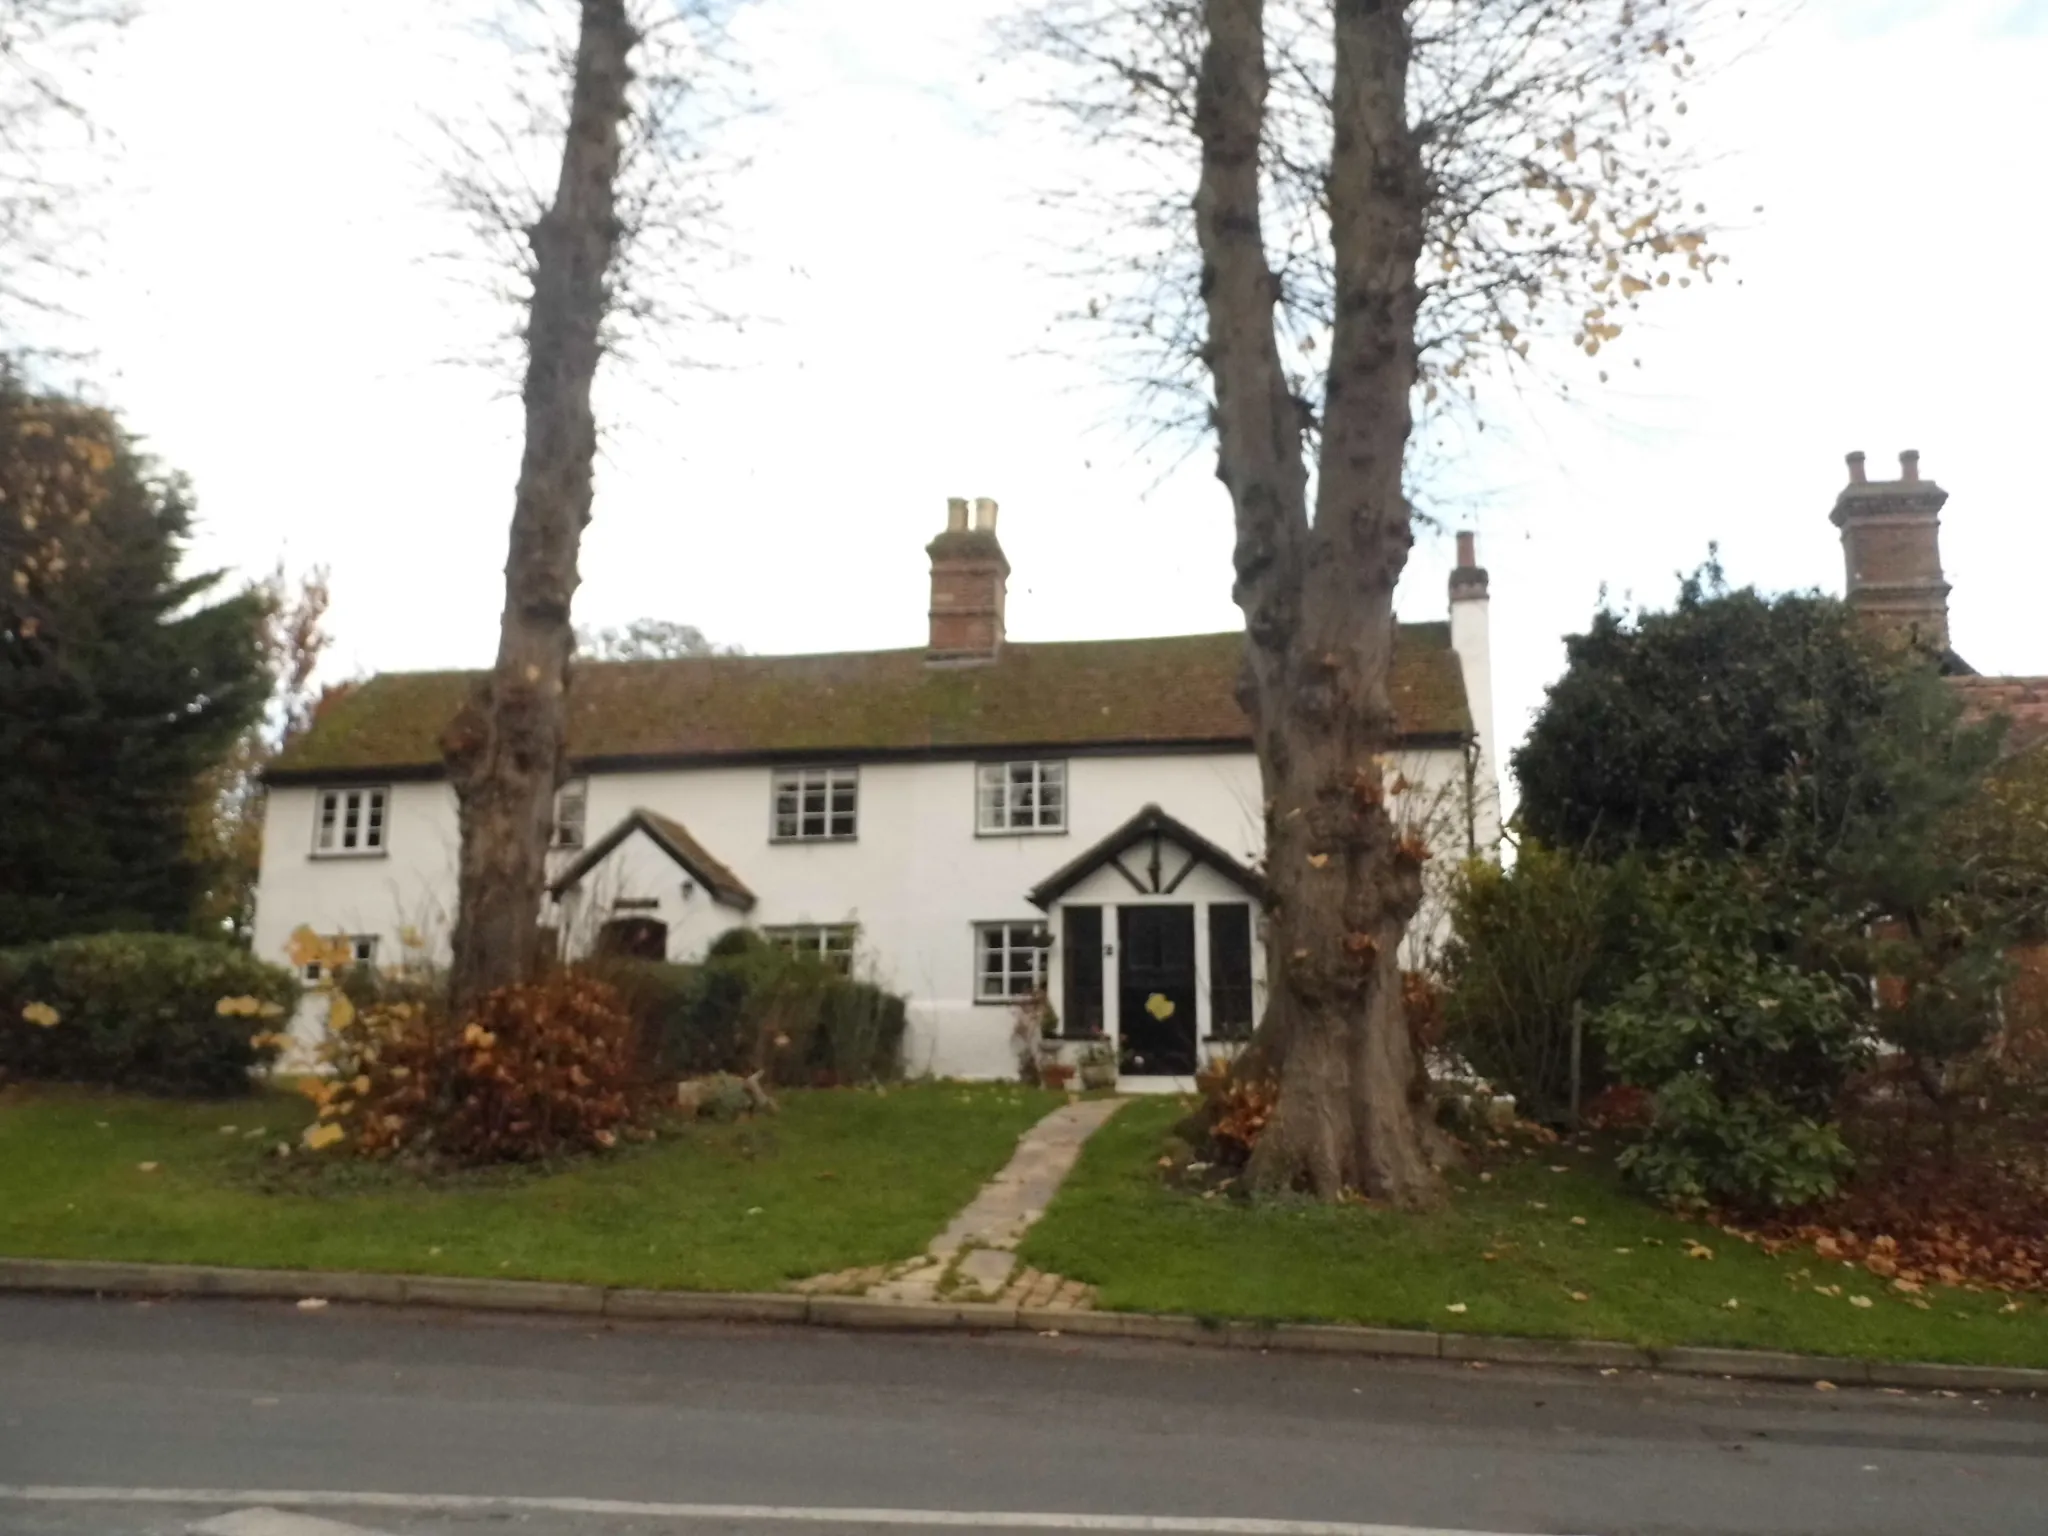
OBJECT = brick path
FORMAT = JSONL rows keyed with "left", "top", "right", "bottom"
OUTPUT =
{"left": 790, "top": 1096, "right": 1124, "bottom": 1309}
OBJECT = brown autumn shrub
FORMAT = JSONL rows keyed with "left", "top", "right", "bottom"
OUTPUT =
{"left": 305, "top": 969, "right": 651, "bottom": 1166}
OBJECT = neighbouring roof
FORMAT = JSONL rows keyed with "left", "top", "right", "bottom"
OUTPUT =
{"left": 1028, "top": 803, "right": 1266, "bottom": 911}
{"left": 548, "top": 808, "right": 756, "bottom": 912}
{"left": 268, "top": 628, "right": 1473, "bottom": 781}
{"left": 1952, "top": 676, "right": 2048, "bottom": 756}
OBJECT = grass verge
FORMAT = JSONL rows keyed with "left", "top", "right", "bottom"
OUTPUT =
{"left": 0, "top": 1082, "right": 1057, "bottom": 1292}
{"left": 1018, "top": 1097, "right": 2048, "bottom": 1369}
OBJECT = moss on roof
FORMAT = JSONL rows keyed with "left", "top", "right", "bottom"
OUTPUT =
{"left": 270, "top": 628, "right": 1472, "bottom": 780}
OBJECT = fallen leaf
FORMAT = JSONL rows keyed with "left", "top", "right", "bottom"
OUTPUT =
{"left": 1445, "top": 1302, "right": 1468, "bottom": 1314}
{"left": 1686, "top": 1241, "right": 1714, "bottom": 1261}
{"left": 136, "top": 1162, "right": 159, "bottom": 1173}
{"left": 1307, "top": 852, "right": 1330, "bottom": 869}
{"left": 1999, "top": 1301, "right": 2022, "bottom": 1315}
{"left": 1570, "top": 1216, "right": 1588, "bottom": 1227}
{"left": 1849, "top": 1295, "right": 1874, "bottom": 1310}
{"left": 1599, "top": 1368, "right": 1620, "bottom": 1377}
{"left": 1814, "top": 1381, "right": 1838, "bottom": 1392}
{"left": 1527, "top": 1201, "right": 1548, "bottom": 1211}
{"left": 1549, "top": 1165, "right": 1568, "bottom": 1174}
{"left": 296, "top": 1298, "right": 328, "bottom": 1312}
{"left": 1722, "top": 1299, "right": 1741, "bottom": 1311}
{"left": 1614, "top": 1247, "right": 1634, "bottom": 1255}
{"left": 1569, "top": 1291, "right": 1590, "bottom": 1303}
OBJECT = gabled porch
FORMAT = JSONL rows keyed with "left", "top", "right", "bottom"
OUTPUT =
{"left": 1027, "top": 804, "right": 1266, "bottom": 1091}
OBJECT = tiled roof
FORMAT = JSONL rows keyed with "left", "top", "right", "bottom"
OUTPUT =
{"left": 1952, "top": 676, "right": 2048, "bottom": 756}
{"left": 548, "top": 808, "right": 755, "bottom": 911}
{"left": 269, "top": 627, "right": 1473, "bottom": 781}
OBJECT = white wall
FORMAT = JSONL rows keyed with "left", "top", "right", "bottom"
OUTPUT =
{"left": 254, "top": 742, "right": 1483, "bottom": 1078}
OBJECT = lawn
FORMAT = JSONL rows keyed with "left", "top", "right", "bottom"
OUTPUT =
{"left": 1019, "top": 1096, "right": 2048, "bottom": 1369}
{"left": 0, "top": 1082, "right": 1058, "bottom": 1292}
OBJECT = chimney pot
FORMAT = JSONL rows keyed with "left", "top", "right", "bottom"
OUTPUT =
{"left": 1455, "top": 530, "right": 1477, "bottom": 569}
{"left": 945, "top": 497, "right": 969, "bottom": 533}
{"left": 1900, "top": 449, "right": 1920, "bottom": 484}
{"left": 1846, "top": 451, "right": 1867, "bottom": 485}
{"left": 973, "top": 496, "right": 998, "bottom": 533}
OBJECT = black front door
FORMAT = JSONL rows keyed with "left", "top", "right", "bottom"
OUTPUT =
{"left": 1118, "top": 905, "right": 1197, "bottom": 1076}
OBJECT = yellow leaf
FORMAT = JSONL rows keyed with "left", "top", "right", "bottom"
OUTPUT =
{"left": 1307, "top": 852, "right": 1330, "bottom": 869}
{"left": 20, "top": 1001, "right": 59, "bottom": 1028}
{"left": 302, "top": 1122, "right": 345, "bottom": 1152}
{"left": 136, "top": 1162, "right": 159, "bottom": 1174}
{"left": 1685, "top": 1241, "right": 1714, "bottom": 1261}
{"left": 1569, "top": 1291, "right": 1590, "bottom": 1304}
{"left": 1445, "top": 1302, "right": 1468, "bottom": 1314}
{"left": 1849, "top": 1295, "right": 1874, "bottom": 1309}
{"left": 350, "top": 1075, "right": 372, "bottom": 1096}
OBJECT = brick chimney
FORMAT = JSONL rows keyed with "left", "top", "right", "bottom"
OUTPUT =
{"left": 927, "top": 496, "right": 1009, "bottom": 663}
{"left": 1831, "top": 449, "right": 1950, "bottom": 654}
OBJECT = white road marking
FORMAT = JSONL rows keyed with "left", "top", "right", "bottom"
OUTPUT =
{"left": 192, "top": 1511, "right": 398, "bottom": 1536}
{"left": 0, "top": 1485, "right": 1568, "bottom": 1536}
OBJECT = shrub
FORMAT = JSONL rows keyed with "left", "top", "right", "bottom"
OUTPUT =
{"left": 597, "top": 938, "right": 906, "bottom": 1086}
{"left": 310, "top": 968, "right": 648, "bottom": 1165}
{"left": 1596, "top": 855, "right": 1865, "bottom": 1211}
{"left": 0, "top": 932, "right": 298, "bottom": 1096}
{"left": 1437, "top": 846, "right": 1634, "bottom": 1124}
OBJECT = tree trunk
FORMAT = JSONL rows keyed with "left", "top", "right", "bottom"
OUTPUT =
{"left": 443, "top": 0, "right": 637, "bottom": 1015}
{"left": 1193, "top": 0, "right": 1441, "bottom": 1205}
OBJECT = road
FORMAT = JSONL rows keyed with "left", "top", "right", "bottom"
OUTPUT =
{"left": 1, "top": 1295, "right": 2044, "bottom": 1536}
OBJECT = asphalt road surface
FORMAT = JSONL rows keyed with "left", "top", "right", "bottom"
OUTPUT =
{"left": 2, "top": 1295, "right": 2045, "bottom": 1536}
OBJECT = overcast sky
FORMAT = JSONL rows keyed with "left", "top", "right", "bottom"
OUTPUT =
{"left": 46, "top": 0, "right": 2048, "bottom": 805}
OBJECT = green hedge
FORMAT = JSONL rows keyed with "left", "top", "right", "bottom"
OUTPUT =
{"left": 595, "top": 935, "right": 906, "bottom": 1086}
{"left": 0, "top": 933, "right": 300, "bottom": 1096}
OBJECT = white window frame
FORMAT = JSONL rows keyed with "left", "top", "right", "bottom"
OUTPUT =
{"left": 763, "top": 923, "right": 858, "bottom": 974}
{"left": 976, "top": 760, "right": 1067, "bottom": 835}
{"left": 771, "top": 765, "right": 859, "bottom": 842}
{"left": 312, "top": 786, "right": 389, "bottom": 856}
{"left": 974, "top": 920, "right": 1050, "bottom": 1003}
{"left": 304, "top": 933, "right": 378, "bottom": 983}
{"left": 551, "top": 778, "right": 589, "bottom": 850}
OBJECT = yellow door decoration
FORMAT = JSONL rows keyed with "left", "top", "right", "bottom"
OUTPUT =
{"left": 1145, "top": 992, "right": 1176, "bottom": 1021}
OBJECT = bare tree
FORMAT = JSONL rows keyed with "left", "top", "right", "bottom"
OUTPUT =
{"left": 1011, "top": 0, "right": 1740, "bottom": 1204}
{"left": 575, "top": 615, "right": 739, "bottom": 659}
{"left": 0, "top": 0, "right": 129, "bottom": 339}
{"left": 440, "top": 0, "right": 744, "bottom": 1012}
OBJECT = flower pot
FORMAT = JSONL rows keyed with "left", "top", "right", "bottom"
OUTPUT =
{"left": 1079, "top": 1062, "right": 1118, "bottom": 1091}
{"left": 1040, "top": 1062, "right": 1077, "bottom": 1090}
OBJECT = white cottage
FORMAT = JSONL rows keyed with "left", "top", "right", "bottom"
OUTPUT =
{"left": 254, "top": 500, "right": 1500, "bottom": 1087}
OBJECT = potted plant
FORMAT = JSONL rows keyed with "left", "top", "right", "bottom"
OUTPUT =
{"left": 1077, "top": 1037, "right": 1118, "bottom": 1091}
{"left": 1039, "top": 1056, "right": 1077, "bottom": 1090}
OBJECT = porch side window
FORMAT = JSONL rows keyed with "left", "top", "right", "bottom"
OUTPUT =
{"left": 976, "top": 760, "right": 1066, "bottom": 834}
{"left": 1207, "top": 903, "right": 1255, "bottom": 1040}
{"left": 974, "top": 920, "right": 1048, "bottom": 1003}
{"left": 551, "top": 778, "right": 589, "bottom": 849}
{"left": 764, "top": 923, "right": 857, "bottom": 974}
{"left": 772, "top": 766, "right": 858, "bottom": 842}
{"left": 1062, "top": 904, "right": 1104, "bottom": 1037}
{"left": 313, "top": 787, "right": 389, "bottom": 855}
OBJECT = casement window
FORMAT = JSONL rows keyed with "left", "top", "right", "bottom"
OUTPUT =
{"left": 313, "top": 787, "right": 389, "bottom": 855}
{"left": 551, "top": 778, "right": 589, "bottom": 850}
{"left": 976, "top": 760, "right": 1066, "bottom": 834}
{"left": 304, "top": 933, "right": 378, "bottom": 983}
{"left": 764, "top": 923, "right": 858, "bottom": 974}
{"left": 772, "top": 766, "right": 858, "bottom": 842}
{"left": 975, "top": 920, "right": 1050, "bottom": 1003}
